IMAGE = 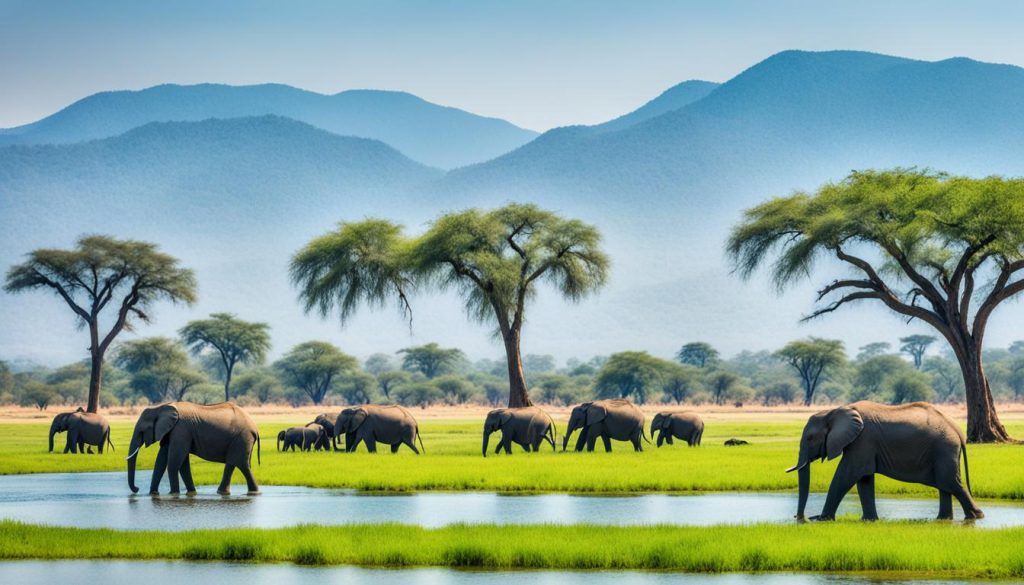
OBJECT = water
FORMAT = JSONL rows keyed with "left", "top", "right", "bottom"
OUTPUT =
{"left": 0, "top": 561, "right": 993, "bottom": 585}
{"left": 0, "top": 472, "right": 1020, "bottom": 530}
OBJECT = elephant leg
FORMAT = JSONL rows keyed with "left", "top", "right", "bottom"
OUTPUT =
{"left": 391, "top": 443, "right": 400, "bottom": 454}
{"left": 574, "top": 430, "right": 588, "bottom": 452}
{"left": 585, "top": 432, "right": 597, "bottom": 452}
{"left": 856, "top": 474, "right": 878, "bottom": 521}
{"left": 149, "top": 444, "right": 170, "bottom": 495}
{"left": 631, "top": 430, "right": 642, "bottom": 452}
{"left": 68, "top": 430, "right": 79, "bottom": 454}
{"left": 656, "top": 431, "right": 664, "bottom": 448}
{"left": 816, "top": 461, "right": 858, "bottom": 521}
{"left": 238, "top": 464, "right": 259, "bottom": 495}
{"left": 165, "top": 448, "right": 189, "bottom": 494}
{"left": 345, "top": 432, "right": 358, "bottom": 452}
{"left": 403, "top": 437, "right": 420, "bottom": 455}
{"left": 945, "top": 480, "right": 984, "bottom": 519}
{"left": 665, "top": 434, "right": 674, "bottom": 446}
{"left": 938, "top": 490, "right": 953, "bottom": 520}
{"left": 217, "top": 464, "right": 235, "bottom": 495}
{"left": 363, "top": 435, "right": 377, "bottom": 453}
{"left": 602, "top": 434, "right": 613, "bottom": 453}
{"left": 494, "top": 441, "right": 504, "bottom": 455}
{"left": 180, "top": 456, "right": 197, "bottom": 495}
{"left": 520, "top": 441, "right": 530, "bottom": 453}
{"left": 97, "top": 439, "right": 104, "bottom": 454}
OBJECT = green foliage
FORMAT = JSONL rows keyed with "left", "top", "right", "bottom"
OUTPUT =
{"left": 392, "top": 382, "right": 442, "bottom": 407}
{"left": 114, "top": 337, "right": 206, "bottom": 402}
{"left": 16, "top": 380, "right": 55, "bottom": 410}
{"left": 179, "top": 313, "right": 271, "bottom": 399}
{"left": 660, "top": 363, "right": 703, "bottom": 404}
{"left": 231, "top": 368, "right": 286, "bottom": 403}
{"left": 890, "top": 371, "right": 935, "bottom": 404}
{"left": 433, "top": 375, "right": 478, "bottom": 405}
{"left": 399, "top": 343, "right": 465, "bottom": 379}
{"left": 704, "top": 370, "right": 743, "bottom": 406}
{"left": 922, "top": 356, "right": 965, "bottom": 402}
{"left": 376, "top": 370, "right": 411, "bottom": 400}
{"left": 852, "top": 354, "right": 912, "bottom": 401}
{"left": 900, "top": 334, "right": 937, "bottom": 369}
{"left": 593, "top": 351, "right": 668, "bottom": 404}
{"left": 857, "top": 342, "right": 891, "bottom": 360}
{"left": 274, "top": 341, "right": 358, "bottom": 405}
{"left": 676, "top": 342, "right": 719, "bottom": 368}
{"left": 363, "top": 353, "right": 398, "bottom": 377}
{"left": 337, "top": 371, "right": 379, "bottom": 405}
{"left": 776, "top": 338, "right": 846, "bottom": 405}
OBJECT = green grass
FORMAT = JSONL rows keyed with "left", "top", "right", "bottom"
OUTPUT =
{"left": 3, "top": 520, "right": 1024, "bottom": 578}
{"left": 6, "top": 419, "right": 1024, "bottom": 499}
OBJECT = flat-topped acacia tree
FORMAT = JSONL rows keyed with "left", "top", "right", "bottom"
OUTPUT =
{"left": 4, "top": 235, "right": 196, "bottom": 412}
{"left": 290, "top": 204, "right": 609, "bottom": 407}
{"left": 728, "top": 168, "right": 1024, "bottom": 442}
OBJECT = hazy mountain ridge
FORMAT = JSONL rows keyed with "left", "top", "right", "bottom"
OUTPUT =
{"left": 0, "top": 83, "right": 538, "bottom": 169}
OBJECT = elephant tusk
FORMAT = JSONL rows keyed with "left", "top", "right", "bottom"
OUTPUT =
{"left": 125, "top": 445, "right": 142, "bottom": 461}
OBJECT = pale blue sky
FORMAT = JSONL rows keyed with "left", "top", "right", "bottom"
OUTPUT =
{"left": 2, "top": 0, "right": 1023, "bottom": 130}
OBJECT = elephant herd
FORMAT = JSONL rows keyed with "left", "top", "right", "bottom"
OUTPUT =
{"left": 46, "top": 398, "right": 983, "bottom": 522}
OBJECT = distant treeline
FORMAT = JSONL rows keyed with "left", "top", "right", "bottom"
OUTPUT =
{"left": 4, "top": 336, "right": 1024, "bottom": 410}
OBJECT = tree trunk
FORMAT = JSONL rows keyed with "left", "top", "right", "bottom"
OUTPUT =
{"left": 961, "top": 348, "right": 1011, "bottom": 443}
{"left": 502, "top": 329, "right": 532, "bottom": 408}
{"left": 223, "top": 362, "right": 233, "bottom": 402}
{"left": 87, "top": 322, "right": 102, "bottom": 413}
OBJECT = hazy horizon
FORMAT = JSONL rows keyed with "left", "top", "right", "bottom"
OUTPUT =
{"left": 3, "top": 1, "right": 1024, "bottom": 131}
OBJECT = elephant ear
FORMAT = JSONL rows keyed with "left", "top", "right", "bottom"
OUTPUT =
{"left": 652, "top": 413, "right": 667, "bottom": 430}
{"left": 498, "top": 410, "right": 514, "bottom": 426}
{"left": 586, "top": 404, "right": 608, "bottom": 426}
{"left": 825, "top": 407, "right": 864, "bottom": 460}
{"left": 153, "top": 405, "right": 180, "bottom": 445}
{"left": 349, "top": 408, "right": 369, "bottom": 431}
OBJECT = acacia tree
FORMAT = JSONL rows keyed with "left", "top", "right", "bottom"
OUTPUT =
{"left": 291, "top": 205, "right": 609, "bottom": 407}
{"left": 676, "top": 342, "right": 719, "bottom": 368}
{"left": 114, "top": 337, "right": 205, "bottom": 402}
{"left": 398, "top": 343, "right": 465, "bottom": 379}
{"left": 274, "top": 341, "right": 358, "bottom": 405}
{"left": 593, "top": 351, "right": 667, "bottom": 404}
{"left": 728, "top": 169, "right": 1024, "bottom": 442}
{"left": 4, "top": 236, "right": 196, "bottom": 412}
{"left": 180, "top": 313, "right": 271, "bottom": 402}
{"left": 775, "top": 339, "right": 846, "bottom": 406}
{"left": 900, "top": 334, "right": 937, "bottom": 369}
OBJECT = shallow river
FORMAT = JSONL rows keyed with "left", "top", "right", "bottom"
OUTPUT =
{"left": 0, "top": 472, "right": 1020, "bottom": 530}
{"left": 0, "top": 561, "right": 995, "bottom": 585}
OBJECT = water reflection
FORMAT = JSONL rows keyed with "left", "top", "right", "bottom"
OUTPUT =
{"left": 0, "top": 561, "right": 991, "bottom": 585}
{"left": 0, "top": 472, "right": 1020, "bottom": 531}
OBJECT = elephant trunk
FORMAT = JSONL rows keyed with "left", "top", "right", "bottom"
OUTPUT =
{"left": 482, "top": 428, "right": 492, "bottom": 458}
{"left": 562, "top": 423, "right": 575, "bottom": 451}
{"left": 796, "top": 464, "right": 810, "bottom": 520}
{"left": 127, "top": 432, "right": 142, "bottom": 494}
{"left": 48, "top": 419, "right": 58, "bottom": 452}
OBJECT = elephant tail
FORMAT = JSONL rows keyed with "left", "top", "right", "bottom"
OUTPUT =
{"left": 255, "top": 432, "right": 262, "bottom": 466}
{"left": 416, "top": 427, "right": 426, "bottom": 455}
{"left": 962, "top": 441, "right": 972, "bottom": 494}
{"left": 641, "top": 428, "right": 652, "bottom": 444}
{"left": 105, "top": 428, "right": 115, "bottom": 452}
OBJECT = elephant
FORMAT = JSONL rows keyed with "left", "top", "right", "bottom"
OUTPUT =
{"left": 481, "top": 406, "right": 556, "bottom": 457}
{"left": 277, "top": 424, "right": 327, "bottom": 452}
{"left": 312, "top": 413, "right": 340, "bottom": 451}
{"left": 49, "top": 408, "right": 113, "bottom": 454}
{"left": 126, "top": 401, "right": 261, "bottom": 496}
{"left": 650, "top": 412, "right": 704, "bottom": 447}
{"left": 562, "top": 400, "right": 648, "bottom": 452}
{"left": 335, "top": 404, "right": 424, "bottom": 454}
{"left": 788, "top": 400, "right": 983, "bottom": 521}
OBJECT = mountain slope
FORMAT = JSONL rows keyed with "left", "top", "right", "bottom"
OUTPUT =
{"left": 0, "top": 84, "right": 538, "bottom": 169}
{"left": 593, "top": 80, "right": 719, "bottom": 132}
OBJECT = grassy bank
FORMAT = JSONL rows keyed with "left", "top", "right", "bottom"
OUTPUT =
{"left": 2, "top": 520, "right": 1024, "bottom": 578}
{"left": 4, "top": 419, "right": 1023, "bottom": 498}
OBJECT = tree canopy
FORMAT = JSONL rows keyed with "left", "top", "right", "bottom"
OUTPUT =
{"left": 114, "top": 337, "right": 205, "bottom": 402}
{"left": 676, "top": 342, "right": 719, "bottom": 368}
{"left": 593, "top": 351, "right": 667, "bottom": 404}
{"left": 900, "top": 334, "right": 937, "bottom": 369}
{"left": 398, "top": 343, "right": 465, "bottom": 379}
{"left": 4, "top": 235, "right": 196, "bottom": 411}
{"left": 291, "top": 203, "right": 609, "bottom": 407}
{"left": 775, "top": 338, "right": 846, "bottom": 406}
{"left": 728, "top": 168, "right": 1024, "bottom": 441}
{"left": 179, "top": 313, "right": 271, "bottom": 402}
{"left": 274, "top": 341, "right": 358, "bottom": 405}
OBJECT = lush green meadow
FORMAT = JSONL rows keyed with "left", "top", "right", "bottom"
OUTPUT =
{"left": 4, "top": 417, "right": 1023, "bottom": 498}
{"left": 3, "top": 520, "right": 1024, "bottom": 578}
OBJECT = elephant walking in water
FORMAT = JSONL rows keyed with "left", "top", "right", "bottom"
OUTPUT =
{"left": 127, "top": 402, "right": 261, "bottom": 496}
{"left": 651, "top": 412, "right": 704, "bottom": 447}
{"left": 789, "top": 401, "right": 983, "bottom": 521}
{"left": 562, "top": 400, "right": 647, "bottom": 452}
{"left": 49, "top": 408, "right": 113, "bottom": 454}
{"left": 335, "top": 405, "right": 424, "bottom": 454}
{"left": 481, "top": 406, "right": 556, "bottom": 456}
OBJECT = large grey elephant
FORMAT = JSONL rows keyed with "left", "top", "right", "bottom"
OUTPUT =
{"left": 481, "top": 406, "right": 556, "bottom": 457}
{"left": 562, "top": 400, "right": 647, "bottom": 452}
{"left": 650, "top": 412, "right": 704, "bottom": 447}
{"left": 277, "top": 424, "right": 327, "bottom": 452}
{"left": 312, "top": 413, "right": 339, "bottom": 451}
{"left": 49, "top": 408, "right": 113, "bottom": 454}
{"left": 788, "top": 400, "right": 983, "bottom": 521}
{"left": 126, "top": 402, "right": 261, "bottom": 496}
{"left": 335, "top": 405, "right": 424, "bottom": 454}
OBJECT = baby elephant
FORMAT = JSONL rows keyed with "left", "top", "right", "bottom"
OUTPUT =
{"left": 277, "top": 424, "right": 327, "bottom": 452}
{"left": 789, "top": 400, "right": 983, "bottom": 521}
{"left": 481, "top": 406, "right": 556, "bottom": 457}
{"left": 650, "top": 412, "right": 704, "bottom": 447}
{"left": 49, "top": 408, "right": 113, "bottom": 454}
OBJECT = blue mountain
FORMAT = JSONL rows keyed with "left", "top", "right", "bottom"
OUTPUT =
{"left": 0, "top": 84, "right": 538, "bottom": 169}
{"left": 593, "top": 80, "right": 719, "bottom": 132}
